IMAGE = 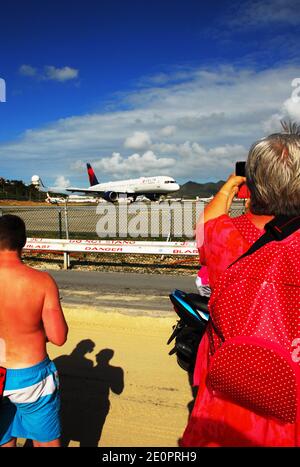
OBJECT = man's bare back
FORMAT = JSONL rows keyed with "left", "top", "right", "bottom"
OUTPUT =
{"left": 0, "top": 215, "right": 68, "bottom": 447}
{"left": 0, "top": 251, "right": 68, "bottom": 369}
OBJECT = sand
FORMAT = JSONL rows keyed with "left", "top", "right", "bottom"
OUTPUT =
{"left": 0, "top": 200, "right": 49, "bottom": 206}
{"left": 47, "top": 304, "right": 193, "bottom": 447}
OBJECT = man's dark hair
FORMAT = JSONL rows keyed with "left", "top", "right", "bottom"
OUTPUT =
{"left": 0, "top": 214, "right": 26, "bottom": 251}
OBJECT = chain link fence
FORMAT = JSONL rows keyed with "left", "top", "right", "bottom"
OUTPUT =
{"left": 0, "top": 200, "right": 246, "bottom": 241}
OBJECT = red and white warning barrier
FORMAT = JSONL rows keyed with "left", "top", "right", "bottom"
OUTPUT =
{"left": 24, "top": 238, "right": 198, "bottom": 256}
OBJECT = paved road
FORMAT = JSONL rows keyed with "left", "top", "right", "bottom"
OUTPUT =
{"left": 48, "top": 270, "right": 196, "bottom": 315}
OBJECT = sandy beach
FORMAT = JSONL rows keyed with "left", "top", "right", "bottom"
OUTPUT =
{"left": 47, "top": 303, "right": 193, "bottom": 447}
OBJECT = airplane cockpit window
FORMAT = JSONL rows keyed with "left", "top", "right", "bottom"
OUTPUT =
{"left": 164, "top": 180, "right": 177, "bottom": 184}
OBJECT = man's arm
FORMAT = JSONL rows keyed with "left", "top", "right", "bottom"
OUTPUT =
{"left": 42, "top": 273, "right": 68, "bottom": 346}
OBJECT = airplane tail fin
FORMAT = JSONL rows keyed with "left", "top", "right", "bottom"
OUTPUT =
{"left": 87, "top": 163, "right": 99, "bottom": 186}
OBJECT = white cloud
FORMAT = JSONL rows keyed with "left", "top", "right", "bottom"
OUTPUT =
{"left": 159, "top": 125, "right": 176, "bottom": 137}
{"left": 90, "top": 151, "right": 175, "bottom": 178}
{"left": 19, "top": 64, "right": 37, "bottom": 77}
{"left": 283, "top": 97, "right": 300, "bottom": 121}
{"left": 262, "top": 113, "right": 284, "bottom": 133}
{"left": 2, "top": 63, "right": 300, "bottom": 185}
{"left": 50, "top": 175, "right": 71, "bottom": 190}
{"left": 227, "top": 0, "right": 300, "bottom": 29}
{"left": 124, "top": 131, "right": 152, "bottom": 150}
{"left": 262, "top": 77, "right": 300, "bottom": 130}
{"left": 150, "top": 141, "right": 246, "bottom": 179}
{"left": 44, "top": 66, "right": 79, "bottom": 82}
{"left": 18, "top": 64, "right": 79, "bottom": 82}
{"left": 245, "top": 0, "right": 300, "bottom": 26}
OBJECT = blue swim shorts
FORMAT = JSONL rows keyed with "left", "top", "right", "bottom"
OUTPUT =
{"left": 0, "top": 357, "right": 61, "bottom": 445}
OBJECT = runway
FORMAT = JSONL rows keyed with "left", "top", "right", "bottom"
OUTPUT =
{"left": 2, "top": 205, "right": 102, "bottom": 237}
{"left": 1, "top": 202, "right": 205, "bottom": 239}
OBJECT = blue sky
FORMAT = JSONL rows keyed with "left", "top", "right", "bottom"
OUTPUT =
{"left": 0, "top": 0, "right": 300, "bottom": 188}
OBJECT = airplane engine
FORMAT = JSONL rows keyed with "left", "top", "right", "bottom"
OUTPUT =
{"left": 103, "top": 191, "right": 118, "bottom": 203}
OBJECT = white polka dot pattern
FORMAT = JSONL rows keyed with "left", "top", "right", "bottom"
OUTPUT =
{"left": 207, "top": 233, "right": 300, "bottom": 423}
{"left": 231, "top": 215, "right": 263, "bottom": 244}
{"left": 207, "top": 339, "right": 298, "bottom": 423}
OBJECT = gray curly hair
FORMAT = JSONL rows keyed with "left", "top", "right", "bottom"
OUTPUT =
{"left": 246, "top": 120, "right": 300, "bottom": 216}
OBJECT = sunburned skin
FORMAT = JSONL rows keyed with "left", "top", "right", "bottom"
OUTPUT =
{"left": 0, "top": 250, "right": 68, "bottom": 369}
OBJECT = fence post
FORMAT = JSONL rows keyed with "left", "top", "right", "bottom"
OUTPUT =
{"left": 58, "top": 207, "right": 69, "bottom": 269}
{"left": 63, "top": 251, "right": 70, "bottom": 270}
{"left": 160, "top": 200, "right": 172, "bottom": 261}
{"left": 63, "top": 199, "right": 70, "bottom": 269}
{"left": 64, "top": 199, "right": 69, "bottom": 240}
{"left": 58, "top": 209, "right": 63, "bottom": 239}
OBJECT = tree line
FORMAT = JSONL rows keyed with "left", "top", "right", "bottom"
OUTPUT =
{"left": 0, "top": 178, "right": 46, "bottom": 201}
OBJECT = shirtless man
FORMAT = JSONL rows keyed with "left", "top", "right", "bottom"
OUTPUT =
{"left": 0, "top": 215, "right": 68, "bottom": 447}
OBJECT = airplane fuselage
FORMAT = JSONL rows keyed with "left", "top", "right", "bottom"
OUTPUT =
{"left": 84, "top": 176, "right": 179, "bottom": 195}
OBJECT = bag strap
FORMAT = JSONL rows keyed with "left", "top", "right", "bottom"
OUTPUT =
{"left": 228, "top": 215, "right": 300, "bottom": 269}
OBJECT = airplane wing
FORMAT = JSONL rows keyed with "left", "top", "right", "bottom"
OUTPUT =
{"left": 66, "top": 187, "right": 135, "bottom": 195}
{"left": 66, "top": 187, "right": 100, "bottom": 194}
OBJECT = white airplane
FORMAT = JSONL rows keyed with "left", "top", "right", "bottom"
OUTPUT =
{"left": 196, "top": 195, "right": 214, "bottom": 202}
{"left": 31, "top": 175, "right": 99, "bottom": 203}
{"left": 45, "top": 192, "right": 66, "bottom": 204}
{"left": 66, "top": 163, "right": 180, "bottom": 202}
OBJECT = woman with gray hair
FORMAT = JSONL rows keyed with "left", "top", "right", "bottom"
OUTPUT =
{"left": 181, "top": 121, "right": 300, "bottom": 447}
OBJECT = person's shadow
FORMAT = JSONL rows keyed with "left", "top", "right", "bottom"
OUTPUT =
{"left": 91, "top": 349, "right": 124, "bottom": 445}
{"left": 54, "top": 340, "right": 124, "bottom": 447}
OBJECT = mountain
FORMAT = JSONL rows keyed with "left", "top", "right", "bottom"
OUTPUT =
{"left": 176, "top": 180, "right": 225, "bottom": 198}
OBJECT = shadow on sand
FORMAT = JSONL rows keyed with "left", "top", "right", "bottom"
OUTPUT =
{"left": 54, "top": 339, "right": 124, "bottom": 447}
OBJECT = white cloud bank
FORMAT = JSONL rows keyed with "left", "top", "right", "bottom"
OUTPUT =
{"left": 79, "top": 151, "right": 176, "bottom": 178}
{"left": 44, "top": 66, "right": 79, "bottom": 82}
{"left": 19, "top": 64, "right": 79, "bottom": 82}
{"left": 231, "top": 0, "right": 300, "bottom": 27}
{"left": 3, "top": 63, "right": 300, "bottom": 184}
{"left": 50, "top": 175, "right": 71, "bottom": 191}
{"left": 159, "top": 125, "right": 177, "bottom": 137}
{"left": 19, "top": 64, "right": 37, "bottom": 77}
{"left": 124, "top": 131, "right": 152, "bottom": 150}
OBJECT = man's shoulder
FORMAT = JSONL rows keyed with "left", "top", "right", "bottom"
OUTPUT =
{"left": 21, "top": 264, "right": 53, "bottom": 283}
